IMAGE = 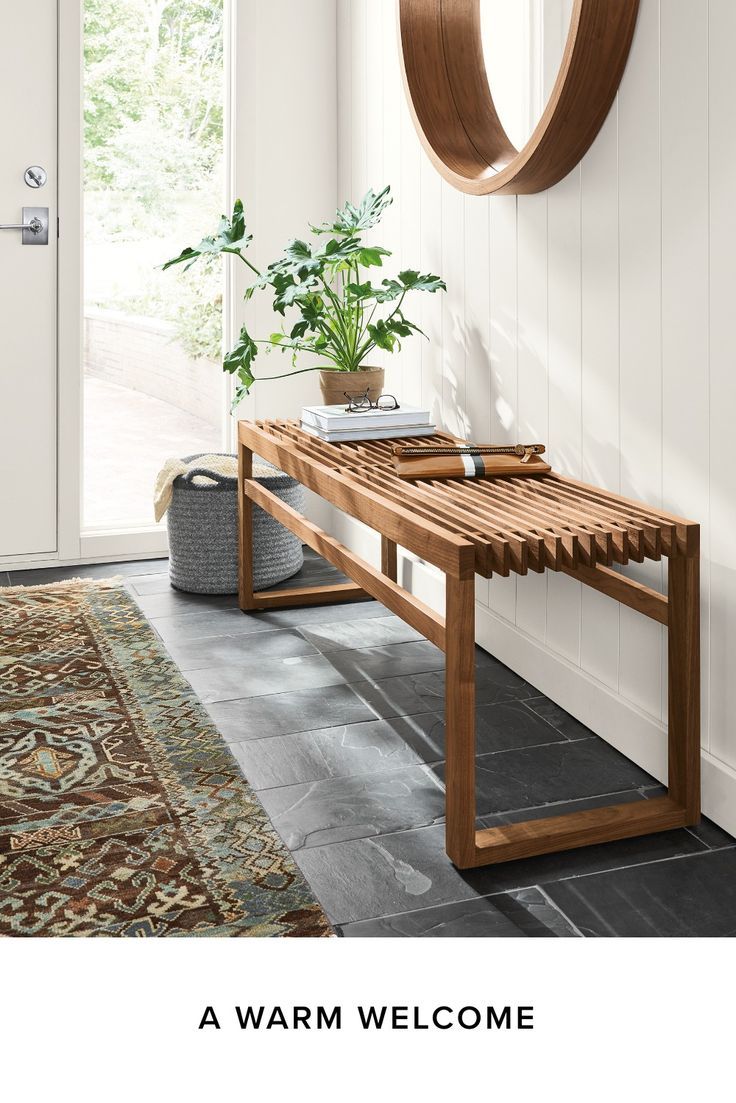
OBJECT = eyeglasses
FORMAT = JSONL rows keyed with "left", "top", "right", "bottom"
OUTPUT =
{"left": 343, "top": 390, "right": 401, "bottom": 413}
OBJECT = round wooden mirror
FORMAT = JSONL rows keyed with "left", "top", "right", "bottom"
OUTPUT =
{"left": 398, "top": 0, "right": 640, "bottom": 195}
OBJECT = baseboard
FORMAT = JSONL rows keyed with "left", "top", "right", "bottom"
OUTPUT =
{"left": 2, "top": 529, "right": 169, "bottom": 572}
{"left": 328, "top": 508, "right": 736, "bottom": 840}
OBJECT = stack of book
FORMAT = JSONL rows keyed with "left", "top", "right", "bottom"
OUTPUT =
{"left": 300, "top": 403, "right": 435, "bottom": 444}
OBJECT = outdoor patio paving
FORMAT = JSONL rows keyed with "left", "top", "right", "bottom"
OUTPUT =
{"left": 83, "top": 375, "right": 219, "bottom": 528}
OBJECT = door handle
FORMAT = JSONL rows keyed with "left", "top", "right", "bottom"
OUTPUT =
{"left": 0, "top": 207, "right": 49, "bottom": 244}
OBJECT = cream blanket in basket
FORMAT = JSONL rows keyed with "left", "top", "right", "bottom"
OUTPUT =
{"left": 153, "top": 454, "right": 238, "bottom": 523}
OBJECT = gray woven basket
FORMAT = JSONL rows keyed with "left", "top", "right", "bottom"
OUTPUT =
{"left": 167, "top": 453, "right": 304, "bottom": 595}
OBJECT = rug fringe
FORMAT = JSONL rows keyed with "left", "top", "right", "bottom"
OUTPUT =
{"left": 0, "top": 575, "right": 126, "bottom": 595}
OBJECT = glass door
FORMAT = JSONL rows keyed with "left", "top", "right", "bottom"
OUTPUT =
{"left": 82, "top": 0, "right": 227, "bottom": 533}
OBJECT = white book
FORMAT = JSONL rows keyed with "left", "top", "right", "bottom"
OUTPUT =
{"left": 301, "top": 402, "right": 432, "bottom": 432}
{"left": 301, "top": 422, "right": 436, "bottom": 444}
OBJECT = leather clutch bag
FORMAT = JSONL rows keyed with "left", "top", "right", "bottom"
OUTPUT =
{"left": 392, "top": 443, "right": 550, "bottom": 480}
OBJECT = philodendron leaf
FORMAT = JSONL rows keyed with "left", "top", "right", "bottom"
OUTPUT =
{"left": 367, "top": 320, "right": 397, "bottom": 352}
{"left": 274, "top": 281, "right": 310, "bottom": 312}
{"left": 355, "top": 246, "right": 391, "bottom": 267}
{"left": 372, "top": 279, "right": 404, "bottom": 302}
{"left": 283, "top": 239, "right": 323, "bottom": 278}
{"left": 345, "top": 280, "right": 375, "bottom": 300}
{"left": 311, "top": 186, "right": 393, "bottom": 236}
{"left": 223, "top": 325, "right": 257, "bottom": 397}
{"left": 300, "top": 296, "right": 324, "bottom": 325}
{"left": 285, "top": 238, "right": 311, "bottom": 259}
{"left": 397, "top": 270, "right": 447, "bottom": 293}
{"left": 232, "top": 382, "right": 250, "bottom": 410}
{"left": 162, "top": 199, "right": 252, "bottom": 270}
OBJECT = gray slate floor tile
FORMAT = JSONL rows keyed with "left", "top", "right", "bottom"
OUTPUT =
{"left": 150, "top": 601, "right": 390, "bottom": 648}
{"left": 427, "top": 700, "right": 568, "bottom": 760}
{"left": 299, "top": 614, "right": 425, "bottom": 653}
{"left": 163, "top": 628, "right": 318, "bottom": 672}
{"left": 523, "top": 695, "right": 593, "bottom": 741}
{"left": 0, "top": 572, "right": 11, "bottom": 587}
{"left": 258, "top": 765, "right": 446, "bottom": 850}
{"left": 292, "top": 822, "right": 707, "bottom": 926}
{"left": 150, "top": 606, "right": 279, "bottom": 645}
{"left": 228, "top": 716, "right": 432, "bottom": 789}
{"left": 205, "top": 682, "right": 376, "bottom": 741}
{"left": 186, "top": 651, "right": 352, "bottom": 704}
{"left": 338, "top": 887, "right": 580, "bottom": 938}
{"left": 350, "top": 659, "right": 535, "bottom": 718}
{"left": 685, "top": 816, "right": 736, "bottom": 850}
{"left": 276, "top": 558, "right": 349, "bottom": 589}
{"left": 132, "top": 588, "right": 238, "bottom": 619}
{"left": 477, "top": 789, "right": 650, "bottom": 829}
{"left": 128, "top": 573, "right": 178, "bottom": 595}
{"left": 229, "top": 700, "right": 572, "bottom": 793}
{"left": 542, "top": 847, "right": 736, "bottom": 936}
{"left": 8, "top": 558, "right": 168, "bottom": 586}
{"left": 245, "top": 599, "right": 390, "bottom": 630}
{"left": 431, "top": 738, "right": 656, "bottom": 818}
{"left": 326, "top": 640, "right": 445, "bottom": 682}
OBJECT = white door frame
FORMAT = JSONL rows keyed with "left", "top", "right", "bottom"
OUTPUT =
{"left": 57, "top": 0, "right": 83, "bottom": 566}
{"left": 8, "top": 0, "right": 333, "bottom": 572}
{"left": 35, "top": 0, "right": 238, "bottom": 571}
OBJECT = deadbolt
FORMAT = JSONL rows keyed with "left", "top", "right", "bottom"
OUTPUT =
{"left": 24, "top": 166, "right": 47, "bottom": 188}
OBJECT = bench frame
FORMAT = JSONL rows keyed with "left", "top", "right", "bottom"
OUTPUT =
{"left": 238, "top": 421, "right": 700, "bottom": 870}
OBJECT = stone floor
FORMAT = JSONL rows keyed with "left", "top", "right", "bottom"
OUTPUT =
{"left": 4, "top": 550, "right": 736, "bottom": 938}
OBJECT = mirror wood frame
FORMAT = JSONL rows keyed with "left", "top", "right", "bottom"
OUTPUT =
{"left": 398, "top": 0, "right": 640, "bottom": 195}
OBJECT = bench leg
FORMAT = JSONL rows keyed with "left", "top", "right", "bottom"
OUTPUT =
{"left": 381, "top": 536, "right": 398, "bottom": 582}
{"left": 448, "top": 552, "right": 700, "bottom": 870}
{"left": 237, "top": 440, "right": 255, "bottom": 611}
{"left": 668, "top": 553, "right": 701, "bottom": 822}
{"left": 237, "top": 452, "right": 372, "bottom": 612}
{"left": 444, "top": 573, "right": 477, "bottom": 867}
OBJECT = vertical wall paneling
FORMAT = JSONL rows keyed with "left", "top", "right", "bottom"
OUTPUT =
{"left": 487, "top": 195, "right": 519, "bottom": 621}
{"left": 617, "top": 0, "right": 664, "bottom": 718}
{"left": 336, "top": 0, "right": 736, "bottom": 831}
{"left": 365, "top": 4, "right": 384, "bottom": 188}
{"left": 440, "top": 181, "right": 467, "bottom": 437}
{"left": 707, "top": 0, "right": 735, "bottom": 764}
{"left": 464, "top": 193, "right": 492, "bottom": 608}
{"left": 380, "top": 0, "right": 403, "bottom": 394}
{"left": 419, "top": 155, "right": 444, "bottom": 425}
{"left": 399, "top": 65, "right": 422, "bottom": 403}
{"left": 660, "top": 0, "right": 710, "bottom": 737}
{"left": 350, "top": 0, "right": 368, "bottom": 200}
{"left": 545, "top": 167, "right": 582, "bottom": 663}
{"left": 363, "top": 3, "right": 386, "bottom": 381}
{"left": 337, "top": 1, "right": 352, "bottom": 204}
{"left": 235, "top": 1, "right": 337, "bottom": 424}
{"left": 579, "top": 107, "right": 620, "bottom": 690}
{"left": 515, "top": 192, "right": 549, "bottom": 640}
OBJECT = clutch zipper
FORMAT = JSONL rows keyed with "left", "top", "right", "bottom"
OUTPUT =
{"left": 393, "top": 443, "right": 546, "bottom": 464}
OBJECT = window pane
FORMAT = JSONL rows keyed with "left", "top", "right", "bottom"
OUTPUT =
{"left": 83, "top": 0, "right": 225, "bottom": 529}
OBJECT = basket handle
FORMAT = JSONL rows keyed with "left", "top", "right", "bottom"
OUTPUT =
{"left": 179, "top": 467, "right": 234, "bottom": 486}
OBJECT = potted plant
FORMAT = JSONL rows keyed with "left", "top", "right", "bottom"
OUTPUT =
{"left": 163, "top": 186, "right": 445, "bottom": 407}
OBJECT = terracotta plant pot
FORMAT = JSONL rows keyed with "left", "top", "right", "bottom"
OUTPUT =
{"left": 319, "top": 366, "right": 385, "bottom": 406}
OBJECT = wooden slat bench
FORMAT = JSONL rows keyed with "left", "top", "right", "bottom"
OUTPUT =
{"left": 238, "top": 419, "right": 700, "bottom": 870}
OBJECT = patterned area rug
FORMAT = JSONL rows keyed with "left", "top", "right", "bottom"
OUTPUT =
{"left": 0, "top": 579, "right": 332, "bottom": 937}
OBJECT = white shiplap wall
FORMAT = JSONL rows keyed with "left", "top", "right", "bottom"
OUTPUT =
{"left": 336, "top": 0, "right": 736, "bottom": 831}
{"left": 233, "top": 0, "right": 337, "bottom": 426}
